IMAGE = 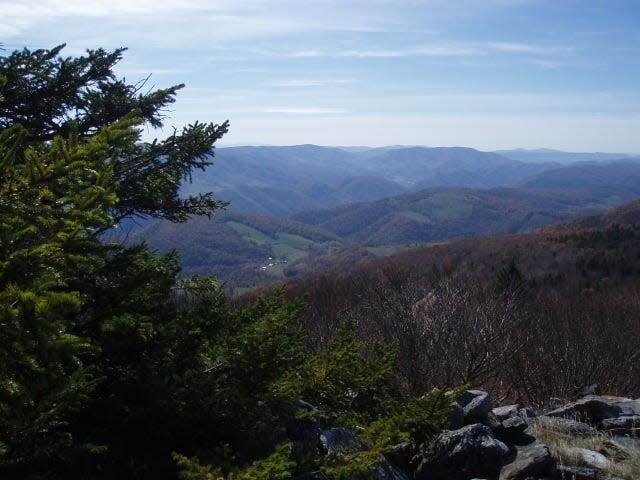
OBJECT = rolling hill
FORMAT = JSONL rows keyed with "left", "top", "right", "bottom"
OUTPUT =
{"left": 128, "top": 212, "right": 347, "bottom": 292}
{"left": 281, "top": 198, "right": 640, "bottom": 309}
{"left": 496, "top": 148, "right": 635, "bottom": 164}
{"left": 290, "top": 161, "right": 640, "bottom": 245}
{"left": 182, "top": 145, "right": 562, "bottom": 217}
{"left": 130, "top": 160, "right": 640, "bottom": 291}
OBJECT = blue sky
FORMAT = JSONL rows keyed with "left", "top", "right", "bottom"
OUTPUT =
{"left": 2, "top": 0, "right": 640, "bottom": 152}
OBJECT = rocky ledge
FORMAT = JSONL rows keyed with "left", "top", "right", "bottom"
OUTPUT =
{"left": 301, "top": 390, "right": 640, "bottom": 480}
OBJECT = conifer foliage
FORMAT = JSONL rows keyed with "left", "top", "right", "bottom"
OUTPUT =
{"left": 0, "top": 44, "right": 229, "bottom": 223}
{"left": 0, "top": 44, "right": 231, "bottom": 478}
{"left": 0, "top": 45, "right": 453, "bottom": 480}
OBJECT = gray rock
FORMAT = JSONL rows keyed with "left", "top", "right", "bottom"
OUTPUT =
{"left": 605, "top": 435, "right": 640, "bottom": 456}
{"left": 499, "top": 441, "right": 554, "bottom": 480}
{"left": 319, "top": 428, "right": 409, "bottom": 480}
{"left": 599, "top": 415, "right": 640, "bottom": 435}
{"left": 562, "top": 448, "right": 612, "bottom": 470}
{"left": 448, "top": 399, "right": 465, "bottom": 429}
{"left": 457, "top": 390, "right": 493, "bottom": 424}
{"left": 373, "top": 460, "right": 411, "bottom": 480}
{"left": 503, "top": 416, "right": 529, "bottom": 431}
{"left": 519, "top": 406, "right": 538, "bottom": 419}
{"left": 554, "top": 464, "right": 597, "bottom": 480}
{"left": 320, "top": 427, "right": 367, "bottom": 455}
{"left": 532, "top": 415, "right": 600, "bottom": 436}
{"left": 547, "top": 395, "right": 640, "bottom": 424}
{"left": 493, "top": 404, "right": 521, "bottom": 421}
{"left": 493, "top": 416, "right": 530, "bottom": 446}
{"left": 287, "top": 400, "right": 322, "bottom": 454}
{"left": 417, "top": 423, "right": 508, "bottom": 480}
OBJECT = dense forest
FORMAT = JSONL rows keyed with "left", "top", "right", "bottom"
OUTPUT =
{"left": 2, "top": 45, "right": 639, "bottom": 480}
{"left": 267, "top": 201, "right": 640, "bottom": 404}
{"left": 134, "top": 158, "right": 640, "bottom": 291}
{"left": 0, "top": 44, "right": 463, "bottom": 480}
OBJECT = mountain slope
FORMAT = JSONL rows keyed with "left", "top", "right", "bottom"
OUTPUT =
{"left": 129, "top": 212, "right": 345, "bottom": 290}
{"left": 282, "top": 199, "right": 640, "bottom": 307}
{"left": 496, "top": 148, "right": 635, "bottom": 164}
{"left": 291, "top": 161, "right": 640, "bottom": 245}
{"left": 362, "top": 146, "right": 559, "bottom": 188}
{"left": 182, "top": 145, "right": 562, "bottom": 217}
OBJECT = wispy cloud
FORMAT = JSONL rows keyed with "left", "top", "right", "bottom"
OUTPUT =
{"left": 2, "top": 0, "right": 637, "bottom": 152}
{"left": 284, "top": 42, "right": 569, "bottom": 60}
{"left": 489, "top": 42, "right": 547, "bottom": 53}
{"left": 287, "top": 44, "right": 480, "bottom": 59}
{"left": 262, "top": 107, "right": 349, "bottom": 115}
{"left": 269, "top": 78, "right": 355, "bottom": 88}
{"left": 488, "top": 42, "right": 572, "bottom": 55}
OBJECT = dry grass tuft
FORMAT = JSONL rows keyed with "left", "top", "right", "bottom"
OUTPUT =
{"left": 530, "top": 422, "right": 640, "bottom": 479}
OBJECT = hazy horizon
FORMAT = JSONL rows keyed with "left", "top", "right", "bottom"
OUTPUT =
{"left": 216, "top": 143, "right": 638, "bottom": 156}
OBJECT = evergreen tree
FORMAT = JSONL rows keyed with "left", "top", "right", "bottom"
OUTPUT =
{"left": 0, "top": 44, "right": 229, "bottom": 223}
{"left": 0, "top": 44, "right": 453, "bottom": 480}
{"left": 0, "top": 44, "right": 229, "bottom": 478}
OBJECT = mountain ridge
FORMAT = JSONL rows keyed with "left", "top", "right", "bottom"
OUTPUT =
{"left": 184, "top": 144, "right": 571, "bottom": 217}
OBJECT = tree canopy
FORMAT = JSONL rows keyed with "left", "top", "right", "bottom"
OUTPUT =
{"left": 0, "top": 44, "right": 229, "bottom": 223}
{"left": 0, "top": 44, "right": 454, "bottom": 480}
{"left": 0, "top": 44, "right": 235, "bottom": 478}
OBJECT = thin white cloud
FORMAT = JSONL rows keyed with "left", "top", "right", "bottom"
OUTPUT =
{"left": 528, "top": 58, "right": 565, "bottom": 69}
{"left": 269, "top": 78, "right": 355, "bottom": 88}
{"left": 0, "top": 0, "right": 412, "bottom": 47}
{"left": 488, "top": 42, "right": 572, "bottom": 55}
{"left": 287, "top": 44, "right": 480, "bottom": 59}
{"left": 262, "top": 107, "right": 349, "bottom": 115}
{"left": 0, "top": 0, "right": 247, "bottom": 18}
{"left": 280, "top": 40, "right": 572, "bottom": 61}
{"left": 341, "top": 46, "right": 480, "bottom": 58}
{"left": 489, "top": 42, "right": 547, "bottom": 53}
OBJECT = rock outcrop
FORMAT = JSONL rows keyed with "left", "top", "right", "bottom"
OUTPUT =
{"left": 299, "top": 391, "right": 640, "bottom": 479}
{"left": 415, "top": 423, "right": 509, "bottom": 480}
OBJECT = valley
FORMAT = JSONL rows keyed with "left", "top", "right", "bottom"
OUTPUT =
{"left": 133, "top": 145, "right": 640, "bottom": 292}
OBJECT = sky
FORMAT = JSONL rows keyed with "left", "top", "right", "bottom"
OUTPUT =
{"left": 2, "top": 0, "right": 640, "bottom": 152}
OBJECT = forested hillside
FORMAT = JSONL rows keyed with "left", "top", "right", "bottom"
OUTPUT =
{"left": 181, "top": 144, "right": 562, "bottom": 217}
{"left": 122, "top": 212, "right": 346, "bottom": 289}
{"left": 0, "top": 43, "right": 485, "bottom": 480}
{"left": 3, "top": 44, "right": 640, "bottom": 480}
{"left": 264, "top": 199, "right": 640, "bottom": 402}
{"left": 136, "top": 161, "right": 640, "bottom": 291}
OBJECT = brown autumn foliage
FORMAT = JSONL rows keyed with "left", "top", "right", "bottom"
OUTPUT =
{"left": 239, "top": 201, "right": 640, "bottom": 405}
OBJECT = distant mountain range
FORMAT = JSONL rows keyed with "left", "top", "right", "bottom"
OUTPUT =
{"left": 496, "top": 148, "right": 635, "bottom": 164}
{"left": 184, "top": 145, "right": 576, "bottom": 217}
{"left": 292, "top": 160, "right": 640, "bottom": 244}
{"left": 133, "top": 146, "right": 640, "bottom": 291}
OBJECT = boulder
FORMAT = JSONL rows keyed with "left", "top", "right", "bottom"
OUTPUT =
{"left": 373, "top": 461, "right": 411, "bottom": 480}
{"left": 456, "top": 390, "right": 493, "bottom": 424}
{"left": 554, "top": 464, "right": 598, "bottom": 480}
{"left": 493, "top": 416, "right": 530, "bottom": 445}
{"left": 492, "top": 404, "right": 520, "bottom": 422}
{"left": 287, "top": 400, "right": 323, "bottom": 455}
{"left": 416, "top": 423, "right": 508, "bottom": 480}
{"left": 320, "top": 427, "right": 367, "bottom": 455}
{"left": 605, "top": 435, "right": 640, "bottom": 456}
{"left": 546, "top": 395, "right": 640, "bottom": 424}
{"left": 599, "top": 415, "right": 640, "bottom": 435}
{"left": 319, "top": 428, "right": 410, "bottom": 480}
{"left": 562, "top": 447, "right": 612, "bottom": 470}
{"left": 499, "top": 441, "right": 554, "bottom": 480}
{"left": 448, "top": 399, "right": 465, "bottom": 429}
